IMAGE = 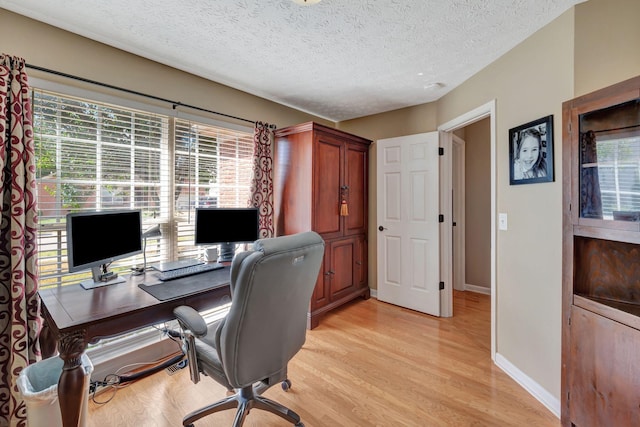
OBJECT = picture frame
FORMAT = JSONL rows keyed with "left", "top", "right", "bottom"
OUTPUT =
{"left": 509, "top": 115, "right": 554, "bottom": 185}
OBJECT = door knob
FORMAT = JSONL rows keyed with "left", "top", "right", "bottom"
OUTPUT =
{"left": 378, "top": 225, "right": 386, "bottom": 231}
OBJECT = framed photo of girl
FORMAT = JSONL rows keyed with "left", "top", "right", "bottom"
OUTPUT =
{"left": 509, "top": 115, "right": 554, "bottom": 185}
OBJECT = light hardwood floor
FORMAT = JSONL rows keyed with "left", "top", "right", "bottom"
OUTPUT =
{"left": 87, "top": 291, "right": 560, "bottom": 426}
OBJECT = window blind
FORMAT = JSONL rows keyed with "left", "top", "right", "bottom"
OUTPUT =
{"left": 173, "top": 119, "right": 254, "bottom": 260}
{"left": 596, "top": 136, "right": 640, "bottom": 217}
{"left": 33, "top": 88, "right": 254, "bottom": 288}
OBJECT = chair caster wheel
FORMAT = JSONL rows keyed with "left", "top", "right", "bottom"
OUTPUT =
{"left": 282, "top": 379, "right": 292, "bottom": 391}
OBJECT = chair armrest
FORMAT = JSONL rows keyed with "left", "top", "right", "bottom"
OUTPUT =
{"left": 174, "top": 305, "right": 208, "bottom": 337}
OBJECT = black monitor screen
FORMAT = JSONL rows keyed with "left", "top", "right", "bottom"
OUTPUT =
{"left": 67, "top": 210, "right": 142, "bottom": 272}
{"left": 195, "top": 208, "right": 259, "bottom": 245}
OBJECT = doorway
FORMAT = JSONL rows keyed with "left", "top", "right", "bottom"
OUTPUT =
{"left": 439, "top": 100, "right": 496, "bottom": 359}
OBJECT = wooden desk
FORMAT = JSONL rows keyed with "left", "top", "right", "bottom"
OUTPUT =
{"left": 38, "top": 267, "right": 231, "bottom": 427}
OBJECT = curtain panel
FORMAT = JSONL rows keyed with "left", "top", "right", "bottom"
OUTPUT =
{"left": 580, "top": 130, "right": 603, "bottom": 219}
{"left": 249, "top": 122, "right": 274, "bottom": 238}
{"left": 0, "top": 54, "right": 41, "bottom": 427}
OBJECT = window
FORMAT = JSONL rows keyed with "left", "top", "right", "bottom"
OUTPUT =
{"left": 33, "top": 88, "right": 254, "bottom": 288}
{"left": 172, "top": 119, "right": 254, "bottom": 260}
{"left": 596, "top": 136, "right": 640, "bottom": 219}
{"left": 579, "top": 98, "right": 640, "bottom": 221}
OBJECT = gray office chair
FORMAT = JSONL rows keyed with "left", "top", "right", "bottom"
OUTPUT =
{"left": 173, "top": 231, "right": 324, "bottom": 427}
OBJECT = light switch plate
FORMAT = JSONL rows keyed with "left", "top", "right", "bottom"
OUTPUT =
{"left": 498, "top": 213, "right": 508, "bottom": 231}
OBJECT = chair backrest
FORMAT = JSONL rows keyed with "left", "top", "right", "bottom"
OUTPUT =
{"left": 218, "top": 231, "right": 324, "bottom": 388}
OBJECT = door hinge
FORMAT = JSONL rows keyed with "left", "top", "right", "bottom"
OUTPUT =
{"left": 438, "top": 147, "right": 444, "bottom": 156}
{"left": 438, "top": 214, "right": 444, "bottom": 223}
{"left": 439, "top": 281, "right": 445, "bottom": 290}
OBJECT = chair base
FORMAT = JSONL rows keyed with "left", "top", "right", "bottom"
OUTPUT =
{"left": 183, "top": 385, "right": 304, "bottom": 427}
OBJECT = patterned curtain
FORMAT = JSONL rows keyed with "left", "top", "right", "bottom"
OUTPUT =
{"left": 580, "top": 130, "right": 603, "bottom": 219}
{"left": 0, "top": 55, "right": 41, "bottom": 427}
{"left": 248, "top": 122, "right": 274, "bottom": 238}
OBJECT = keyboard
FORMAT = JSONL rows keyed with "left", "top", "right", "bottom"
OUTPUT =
{"left": 151, "top": 258, "right": 204, "bottom": 272}
{"left": 157, "top": 262, "right": 224, "bottom": 281}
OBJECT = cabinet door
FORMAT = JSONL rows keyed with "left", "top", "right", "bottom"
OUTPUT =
{"left": 344, "top": 143, "right": 368, "bottom": 236}
{"left": 328, "top": 237, "right": 358, "bottom": 301}
{"left": 310, "top": 243, "right": 331, "bottom": 311}
{"left": 568, "top": 305, "right": 640, "bottom": 427}
{"left": 355, "top": 235, "right": 367, "bottom": 289}
{"left": 313, "top": 133, "right": 343, "bottom": 238}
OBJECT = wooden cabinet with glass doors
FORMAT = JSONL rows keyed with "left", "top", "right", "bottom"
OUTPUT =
{"left": 562, "top": 75, "right": 640, "bottom": 426}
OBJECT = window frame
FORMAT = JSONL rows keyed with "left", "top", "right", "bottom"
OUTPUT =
{"left": 31, "top": 77, "right": 254, "bottom": 289}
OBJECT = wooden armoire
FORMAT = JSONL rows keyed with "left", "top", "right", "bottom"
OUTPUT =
{"left": 274, "top": 122, "right": 371, "bottom": 329}
{"left": 561, "top": 75, "right": 640, "bottom": 426}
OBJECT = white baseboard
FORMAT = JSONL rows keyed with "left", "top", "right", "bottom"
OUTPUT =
{"left": 495, "top": 353, "right": 560, "bottom": 418}
{"left": 371, "top": 286, "right": 490, "bottom": 298}
{"left": 88, "top": 332, "right": 181, "bottom": 381}
{"left": 464, "top": 283, "right": 491, "bottom": 295}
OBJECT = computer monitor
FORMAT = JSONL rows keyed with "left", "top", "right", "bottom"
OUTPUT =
{"left": 67, "top": 209, "right": 142, "bottom": 289}
{"left": 195, "top": 207, "right": 259, "bottom": 261}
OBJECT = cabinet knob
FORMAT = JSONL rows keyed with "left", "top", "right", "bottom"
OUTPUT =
{"left": 356, "top": 261, "right": 362, "bottom": 266}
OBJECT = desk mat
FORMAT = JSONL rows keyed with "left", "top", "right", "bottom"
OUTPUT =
{"left": 138, "top": 266, "right": 230, "bottom": 301}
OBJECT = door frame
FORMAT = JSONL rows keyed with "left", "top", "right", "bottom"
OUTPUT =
{"left": 438, "top": 99, "right": 496, "bottom": 360}
{"left": 452, "top": 135, "right": 466, "bottom": 292}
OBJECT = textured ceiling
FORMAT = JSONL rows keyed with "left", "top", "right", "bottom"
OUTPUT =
{"left": 1, "top": 0, "right": 583, "bottom": 122}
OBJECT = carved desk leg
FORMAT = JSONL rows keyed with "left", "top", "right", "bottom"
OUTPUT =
{"left": 58, "top": 329, "right": 88, "bottom": 427}
{"left": 38, "top": 319, "right": 58, "bottom": 359}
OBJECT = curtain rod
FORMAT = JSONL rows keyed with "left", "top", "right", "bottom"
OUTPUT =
{"left": 26, "top": 63, "right": 276, "bottom": 129}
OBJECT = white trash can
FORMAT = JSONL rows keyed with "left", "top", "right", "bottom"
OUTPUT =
{"left": 17, "top": 354, "right": 93, "bottom": 427}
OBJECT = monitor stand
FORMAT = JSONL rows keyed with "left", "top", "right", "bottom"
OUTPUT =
{"left": 218, "top": 242, "right": 236, "bottom": 262}
{"left": 80, "top": 265, "right": 126, "bottom": 290}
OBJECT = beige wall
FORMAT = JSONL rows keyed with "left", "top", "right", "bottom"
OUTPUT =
{"left": 474, "top": 10, "right": 572, "bottom": 400}
{"left": 574, "top": 0, "right": 640, "bottom": 97}
{"left": 464, "top": 118, "right": 491, "bottom": 289}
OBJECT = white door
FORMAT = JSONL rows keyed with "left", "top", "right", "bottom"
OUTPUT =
{"left": 376, "top": 132, "right": 440, "bottom": 316}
